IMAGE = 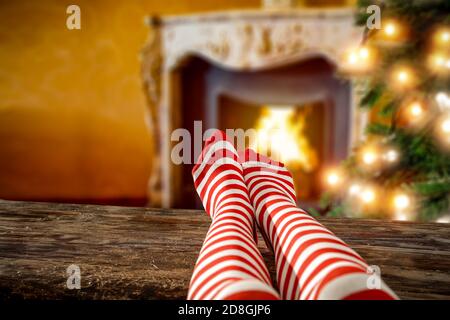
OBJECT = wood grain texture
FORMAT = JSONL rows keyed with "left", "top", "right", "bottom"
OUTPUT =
{"left": 0, "top": 200, "right": 449, "bottom": 300}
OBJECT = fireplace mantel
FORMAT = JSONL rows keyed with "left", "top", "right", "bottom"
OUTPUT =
{"left": 141, "top": 9, "right": 367, "bottom": 207}
{"left": 145, "top": 9, "right": 363, "bottom": 71}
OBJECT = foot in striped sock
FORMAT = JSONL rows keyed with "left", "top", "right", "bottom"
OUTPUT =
{"left": 187, "top": 131, "right": 279, "bottom": 300}
{"left": 240, "top": 148, "right": 398, "bottom": 300}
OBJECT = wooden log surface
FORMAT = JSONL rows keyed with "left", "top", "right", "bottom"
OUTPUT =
{"left": 0, "top": 200, "right": 449, "bottom": 300}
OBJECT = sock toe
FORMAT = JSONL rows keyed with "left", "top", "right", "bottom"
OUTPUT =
{"left": 239, "top": 149, "right": 296, "bottom": 204}
{"left": 238, "top": 148, "right": 285, "bottom": 168}
{"left": 192, "top": 129, "right": 237, "bottom": 177}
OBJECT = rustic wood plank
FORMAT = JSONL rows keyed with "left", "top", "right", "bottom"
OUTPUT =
{"left": 0, "top": 200, "right": 449, "bottom": 300}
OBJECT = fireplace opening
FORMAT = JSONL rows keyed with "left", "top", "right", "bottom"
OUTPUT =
{"left": 178, "top": 56, "right": 351, "bottom": 209}
{"left": 218, "top": 96, "right": 325, "bottom": 204}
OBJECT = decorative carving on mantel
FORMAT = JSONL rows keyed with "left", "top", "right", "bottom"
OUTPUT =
{"left": 141, "top": 17, "right": 163, "bottom": 205}
{"left": 141, "top": 9, "right": 365, "bottom": 207}
{"left": 263, "top": 0, "right": 298, "bottom": 9}
{"left": 141, "top": 17, "right": 162, "bottom": 105}
{"left": 156, "top": 9, "right": 363, "bottom": 71}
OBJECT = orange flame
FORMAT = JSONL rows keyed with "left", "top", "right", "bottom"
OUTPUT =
{"left": 251, "top": 106, "right": 318, "bottom": 172}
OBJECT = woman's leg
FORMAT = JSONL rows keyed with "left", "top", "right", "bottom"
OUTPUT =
{"left": 187, "top": 131, "right": 279, "bottom": 300}
{"left": 240, "top": 149, "right": 398, "bottom": 300}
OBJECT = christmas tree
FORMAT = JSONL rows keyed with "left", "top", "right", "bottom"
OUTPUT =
{"left": 319, "top": 0, "right": 450, "bottom": 222}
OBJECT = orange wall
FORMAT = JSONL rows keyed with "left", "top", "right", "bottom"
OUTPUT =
{"left": 0, "top": 0, "right": 352, "bottom": 204}
{"left": 0, "top": 0, "right": 262, "bottom": 204}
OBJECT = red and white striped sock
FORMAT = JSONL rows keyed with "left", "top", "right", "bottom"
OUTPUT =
{"left": 187, "top": 131, "right": 279, "bottom": 300}
{"left": 240, "top": 149, "right": 398, "bottom": 300}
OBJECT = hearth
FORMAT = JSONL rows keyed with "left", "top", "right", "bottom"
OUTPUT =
{"left": 141, "top": 9, "right": 367, "bottom": 208}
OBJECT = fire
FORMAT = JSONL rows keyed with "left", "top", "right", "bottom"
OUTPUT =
{"left": 251, "top": 106, "right": 318, "bottom": 172}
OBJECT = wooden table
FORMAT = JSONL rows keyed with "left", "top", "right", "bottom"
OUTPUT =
{"left": 0, "top": 200, "right": 449, "bottom": 300}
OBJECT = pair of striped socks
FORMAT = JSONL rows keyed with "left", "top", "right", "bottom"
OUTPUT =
{"left": 188, "top": 130, "right": 397, "bottom": 300}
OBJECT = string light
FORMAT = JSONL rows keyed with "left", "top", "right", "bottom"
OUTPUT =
{"left": 359, "top": 146, "right": 379, "bottom": 167}
{"left": 345, "top": 46, "right": 375, "bottom": 71}
{"left": 361, "top": 188, "right": 376, "bottom": 204}
{"left": 401, "top": 99, "right": 427, "bottom": 126}
{"left": 408, "top": 102, "right": 424, "bottom": 119}
{"left": 441, "top": 117, "right": 450, "bottom": 134}
{"left": 393, "top": 193, "right": 410, "bottom": 210}
{"left": 384, "top": 23, "right": 397, "bottom": 37}
{"left": 327, "top": 173, "right": 340, "bottom": 185}
{"left": 397, "top": 70, "right": 409, "bottom": 82}
{"left": 380, "top": 19, "right": 407, "bottom": 42}
{"left": 382, "top": 20, "right": 402, "bottom": 40}
{"left": 391, "top": 66, "right": 416, "bottom": 89}
{"left": 325, "top": 169, "right": 343, "bottom": 187}
{"left": 434, "top": 54, "right": 445, "bottom": 66}
{"left": 347, "top": 52, "right": 358, "bottom": 64}
{"left": 435, "top": 92, "right": 450, "bottom": 111}
{"left": 428, "top": 52, "right": 450, "bottom": 73}
{"left": 392, "top": 191, "right": 415, "bottom": 221}
{"left": 383, "top": 149, "right": 399, "bottom": 163}
{"left": 362, "top": 150, "right": 377, "bottom": 165}
{"left": 429, "top": 28, "right": 450, "bottom": 75}
{"left": 348, "top": 183, "right": 362, "bottom": 196}
{"left": 433, "top": 27, "right": 450, "bottom": 46}
{"left": 436, "top": 113, "right": 450, "bottom": 145}
{"left": 358, "top": 47, "right": 370, "bottom": 59}
{"left": 436, "top": 215, "right": 450, "bottom": 223}
{"left": 394, "top": 212, "right": 409, "bottom": 221}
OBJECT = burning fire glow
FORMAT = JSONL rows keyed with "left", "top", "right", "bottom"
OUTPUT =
{"left": 251, "top": 106, "right": 318, "bottom": 172}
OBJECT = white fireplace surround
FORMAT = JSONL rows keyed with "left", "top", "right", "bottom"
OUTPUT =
{"left": 141, "top": 9, "right": 367, "bottom": 207}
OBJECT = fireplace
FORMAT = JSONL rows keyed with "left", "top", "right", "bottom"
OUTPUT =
{"left": 179, "top": 56, "right": 351, "bottom": 208}
{"left": 141, "top": 9, "right": 367, "bottom": 208}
